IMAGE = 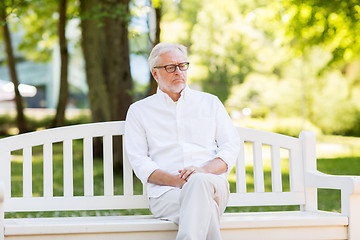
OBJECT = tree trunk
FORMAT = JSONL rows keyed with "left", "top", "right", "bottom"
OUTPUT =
{"left": 103, "top": 0, "right": 132, "bottom": 121}
{"left": 103, "top": 0, "right": 133, "bottom": 168}
{"left": 53, "top": 0, "right": 69, "bottom": 127}
{"left": 1, "top": 5, "right": 28, "bottom": 133}
{"left": 80, "top": 0, "right": 133, "bottom": 168}
{"left": 148, "top": 3, "right": 161, "bottom": 96}
{"left": 80, "top": 0, "right": 111, "bottom": 123}
{"left": 80, "top": 0, "right": 112, "bottom": 160}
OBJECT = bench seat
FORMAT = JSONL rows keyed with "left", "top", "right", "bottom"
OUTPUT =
{"left": 5, "top": 211, "right": 348, "bottom": 240}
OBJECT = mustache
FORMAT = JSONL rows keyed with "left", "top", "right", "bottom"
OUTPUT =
{"left": 172, "top": 77, "right": 185, "bottom": 81}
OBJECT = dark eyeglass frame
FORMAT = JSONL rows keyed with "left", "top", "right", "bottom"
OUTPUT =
{"left": 154, "top": 62, "right": 190, "bottom": 73}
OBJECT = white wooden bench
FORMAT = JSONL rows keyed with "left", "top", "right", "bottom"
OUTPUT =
{"left": 0, "top": 121, "right": 359, "bottom": 240}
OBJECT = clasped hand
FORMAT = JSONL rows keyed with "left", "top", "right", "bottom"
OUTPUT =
{"left": 178, "top": 166, "right": 205, "bottom": 181}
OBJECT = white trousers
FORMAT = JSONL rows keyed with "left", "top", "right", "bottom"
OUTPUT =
{"left": 149, "top": 173, "right": 229, "bottom": 240}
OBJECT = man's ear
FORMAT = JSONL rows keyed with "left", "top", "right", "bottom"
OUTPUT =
{"left": 151, "top": 68, "right": 158, "bottom": 82}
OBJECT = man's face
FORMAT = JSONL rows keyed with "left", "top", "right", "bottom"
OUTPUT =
{"left": 151, "top": 49, "right": 187, "bottom": 99}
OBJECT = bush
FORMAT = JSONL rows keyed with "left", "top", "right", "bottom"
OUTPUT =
{"left": 312, "top": 100, "right": 360, "bottom": 137}
{"left": 272, "top": 118, "right": 321, "bottom": 137}
{"left": 0, "top": 114, "right": 16, "bottom": 136}
{"left": 0, "top": 111, "right": 91, "bottom": 136}
{"left": 238, "top": 117, "right": 322, "bottom": 137}
{"left": 65, "top": 114, "right": 91, "bottom": 126}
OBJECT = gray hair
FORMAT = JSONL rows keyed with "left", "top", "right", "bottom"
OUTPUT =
{"left": 148, "top": 43, "right": 187, "bottom": 69}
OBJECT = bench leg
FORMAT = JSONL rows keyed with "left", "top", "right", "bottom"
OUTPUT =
{"left": 348, "top": 194, "right": 360, "bottom": 240}
{"left": 0, "top": 182, "right": 4, "bottom": 240}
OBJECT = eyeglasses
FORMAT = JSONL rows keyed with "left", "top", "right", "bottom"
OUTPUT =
{"left": 154, "top": 62, "right": 190, "bottom": 73}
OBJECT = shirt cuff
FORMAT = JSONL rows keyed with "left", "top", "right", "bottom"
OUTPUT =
{"left": 137, "top": 161, "right": 160, "bottom": 184}
{"left": 216, "top": 150, "right": 237, "bottom": 174}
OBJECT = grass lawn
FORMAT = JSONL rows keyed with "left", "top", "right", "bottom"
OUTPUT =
{"left": 5, "top": 135, "right": 360, "bottom": 218}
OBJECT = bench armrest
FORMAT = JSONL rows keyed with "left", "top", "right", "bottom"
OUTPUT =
{"left": 305, "top": 170, "right": 360, "bottom": 194}
{"left": 305, "top": 171, "right": 360, "bottom": 238}
{"left": 305, "top": 170, "right": 360, "bottom": 216}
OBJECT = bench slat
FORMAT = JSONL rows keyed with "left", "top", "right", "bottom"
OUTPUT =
{"left": 289, "top": 146, "right": 304, "bottom": 192}
{"left": 236, "top": 138, "right": 246, "bottom": 193}
{"left": 43, "top": 143, "right": 53, "bottom": 197}
{"left": 0, "top": 151, "right": 11, "bottom": 198}
{"left": 63, "top": 139, "right": 74, "bottom": 197}
{"left": 103, "top": 135, "right": 114, "bottom": 196}
{"left": 123, "top": 137, "right": 134, "bottom": 196}
{"left": 83, "top": 137, "right": 94, "bottom": 197}
{"left": 271, "top": 145, "right": 282, "bottom": 192}
{"left": 253, "top": 141, "right": 265, "bottom": 193}
{"left": 228, "top": 192, "right": 305, "bottom": 206}
{"left": 23, "top": 147, "right": 32, "bottom": 198}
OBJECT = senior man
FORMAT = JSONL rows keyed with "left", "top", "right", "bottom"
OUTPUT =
{"left": 124, "top": 42, "right": 240, "bottom": 240}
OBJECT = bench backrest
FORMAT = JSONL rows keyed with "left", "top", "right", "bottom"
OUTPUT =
{"left": 0, "top": 121, "right": 311, "bottom": 213}
{"left": 228, "top": 127, "right": 306, "bottom": 208}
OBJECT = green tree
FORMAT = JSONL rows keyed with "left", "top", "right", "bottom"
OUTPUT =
{"left": 224, "top": 0, "right": 360, "bottom": 135}
{"left": 256, "top": 0, "right": 360, "bottom": 115}
{"left": 80, "top": 0, "right": 133, "bottom": 167}
{"left": 268, "top": 1, "right": 360, "bottom": 131}
{"left": 190, "top": 0, "right": 257, "bottom": 102}
{"left": 0, "top": 0, "right": 28, "bottom": 133}
{"left": 280, "top": 0, "right": 360, "bottom": 66}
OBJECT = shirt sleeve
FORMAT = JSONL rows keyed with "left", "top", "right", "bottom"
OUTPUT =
{"left": 124, "top": 105, "right": 159, "bottom": 184}
{"left": 213, "top": 97, "right": 240, "bottom": 174}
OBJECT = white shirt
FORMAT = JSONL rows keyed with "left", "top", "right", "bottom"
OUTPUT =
{"left": 124, "top": 86, "right": 240, "bottom": 198}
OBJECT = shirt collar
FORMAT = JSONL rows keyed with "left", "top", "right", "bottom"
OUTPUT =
{"left": 156, "top": 85, "right": 190, "bottom": 103}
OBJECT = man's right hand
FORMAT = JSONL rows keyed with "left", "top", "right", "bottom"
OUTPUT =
{"left": 148, "top": 169, "right": 187, "bottom": 188}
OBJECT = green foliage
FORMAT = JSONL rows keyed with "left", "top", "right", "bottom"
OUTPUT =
{"left": 235, "top": 117, "right": 321, "bottom": 138}
{"left": 271, "top": 118, "right": 310, "bottom": 137}
{"left": 189, "top": 0, "right": 258, "bottom": 102}
{"left": 15, "top": 0, "right": 58, "bottom": 62}
{"left": 26, "top": 113, "right": 90, "bottom": 130}
{"left": 310, "top": 70, "right": 360, "bottom": 136}
{"left": 2, "top": 0, "right": 360, "bottom": 137}
{"left": 1, "top": 0, "right": 80, "bottom": 62}
{"left": 226, "top": 73, "right": 301, "bottom": 119}
{"left": 64, "top": 113, "right": 91, "bottom": 125}
{"left": 0, "top": 0, "right": 30, "bottom": 25}
{"left": 282, "top": 0, "right": 360, "bottom": 64}
{"left": 174, "top": 0, "right": 360, "bottom": 136}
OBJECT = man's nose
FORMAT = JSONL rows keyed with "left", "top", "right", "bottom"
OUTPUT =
{"left": 174, "top": 66, "right": 182, "bottom": 73}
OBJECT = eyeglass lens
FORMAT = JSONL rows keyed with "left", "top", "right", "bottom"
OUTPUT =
{"left": 165, "top": 62, "right": 189, "bottom": 73}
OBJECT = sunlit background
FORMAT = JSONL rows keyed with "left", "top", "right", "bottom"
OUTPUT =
{"left": 1, "top": 0, "right": 359, "bottom": 218}
{"left": 1, "top": 0, "right": 360, "bottom": 156}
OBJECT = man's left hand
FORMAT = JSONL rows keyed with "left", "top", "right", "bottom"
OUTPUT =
{"left": 178, "top": 166, "right": 205, "bottom": 181}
